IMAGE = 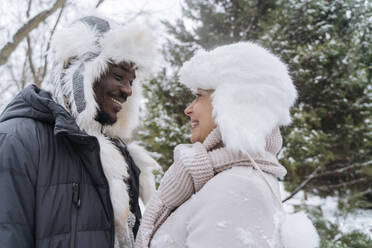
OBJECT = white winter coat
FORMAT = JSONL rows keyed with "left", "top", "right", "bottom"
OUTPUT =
{"left": 150, "top": 166, "right": 284, "bottom": 248}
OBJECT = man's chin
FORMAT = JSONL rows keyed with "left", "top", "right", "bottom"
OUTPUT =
{"left": 95, "top": 110, "right": 117, "bottom": 126}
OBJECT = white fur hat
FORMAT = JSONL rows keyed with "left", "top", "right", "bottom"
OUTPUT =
{"left": 45, "top": 14, "right": 158, "bottom": 138}
{"left": 179, "top": 42, "right": 297, "bottom": 155}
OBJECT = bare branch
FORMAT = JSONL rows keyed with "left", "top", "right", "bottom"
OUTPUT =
{"left": 26, "top": 0, "right": 32, "bottom": 17}
{"left": 26, "top": 36, "right": 39, "bottom": 86}
{"left": 282, "top": 166, "right": 322, "bottom": 203}
{"left": 0, "top": 0, "right": 67, "bottom": 66}
{"left": 20, "top": 54, "right": 28, "bottom": 90}
{"left": 311, "top": 162, "right": 367, "bottom": 179}
{"left": 41, "top": 1, "right": 66, "bottom": 82}
{"left": 6, "top": 57, "right": 27, "bottom": 91}
{"left": 318, "top": 177, "right": 368, "bottom": 191}
{"left": 239, "top": 18, "right": 254, "bottom": 41}
{"left": 6, "top": 65, "right": 19, "bottom": 89}
{"left": 25, "top": 0, "right": 40, "bottom": 87}
{"left": 96, "top": 0, "right": 106, "bottom": 8}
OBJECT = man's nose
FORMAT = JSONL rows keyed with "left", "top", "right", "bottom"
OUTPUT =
{"left": 120, "top": 84, "right": 132, "bottom": 97}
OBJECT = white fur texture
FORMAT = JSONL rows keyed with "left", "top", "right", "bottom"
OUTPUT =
{"left": 96, "top": 135, "right": 130, "bottom": 227}
{"left": 127, "top": 143, "right": 161, "bottom": 204}
{"left": 51, "top": 23, "right": 98, "bottom": 63}
{"left": 281, "top": 212, "right": 320, "bottom": 248}
{"left": 101, "top": 21, "right": 158, "bottom": 75}
{"left": 179, "top": 42, "right": 297, "bottom": 155}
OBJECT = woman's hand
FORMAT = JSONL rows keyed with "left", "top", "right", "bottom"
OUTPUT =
{"left": 158, "top": 142, "right": 214, "bottom": 209}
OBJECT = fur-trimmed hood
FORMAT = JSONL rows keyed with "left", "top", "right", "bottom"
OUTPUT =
{"left": 179, "top": 42, "right": 297, "bottom": 156}
{"left": 45, "top": 14, "right": 158, "bottom": 139}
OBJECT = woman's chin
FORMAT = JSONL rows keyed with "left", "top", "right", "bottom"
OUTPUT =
{"left": 191, "top": 134, "right": 205, "bottom": 144}
{"left": 190, "top": 132, "right": 199, "bottom": 143}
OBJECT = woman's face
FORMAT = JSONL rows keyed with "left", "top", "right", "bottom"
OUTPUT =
{"left": 184, "top": 89, "right": 217, "bottom": 143}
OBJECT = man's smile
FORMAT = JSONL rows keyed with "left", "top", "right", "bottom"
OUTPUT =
{"left": 111, "top": 97, "right": 122, "bottom": 105}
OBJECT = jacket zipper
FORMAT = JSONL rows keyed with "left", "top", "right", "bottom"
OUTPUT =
{"left": 71, "top": 183, "right": 80, "bottom": 248}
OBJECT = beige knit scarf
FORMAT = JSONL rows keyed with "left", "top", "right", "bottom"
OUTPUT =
{"left": 135, "top": 127, "right": 287, "bottom": 248}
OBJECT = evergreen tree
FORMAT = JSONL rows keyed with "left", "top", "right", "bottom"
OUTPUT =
{"left": 260, "top": 0, "right": 372, "bottom": 209}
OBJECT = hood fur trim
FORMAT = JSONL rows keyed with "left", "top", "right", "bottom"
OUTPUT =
{"left": 96, "top": 135, "right": 130, "bottom": 228}
{"left": 45, "top": 14, "right": 158, "bottom": 139}
{"left": 127, "top": 143, "right": 161, "bottom": 205}
{"left": 179, "top": 42, "right": 297, "bottom": 155}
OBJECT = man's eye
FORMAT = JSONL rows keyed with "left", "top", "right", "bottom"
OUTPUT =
{"left": 113, "top": 73, "right": 123, "bottom": 80}
{"left": 195, "top": 93, "right": 202, "bottom": 98}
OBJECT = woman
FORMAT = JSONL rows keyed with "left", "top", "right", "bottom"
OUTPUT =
{"left": 136, "top": 42, "right": 319, "bottom": 248}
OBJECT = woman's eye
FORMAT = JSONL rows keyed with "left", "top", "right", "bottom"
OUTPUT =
{"left": 195, "top": 93, "right": 202, "bottom": 98}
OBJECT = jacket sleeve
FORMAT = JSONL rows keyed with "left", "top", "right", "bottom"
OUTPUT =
{"left": 185, "top": 167, "right": 283, "bottom": 248}
{"left": 0, "top": 133, "right": 36, "bottom": 248}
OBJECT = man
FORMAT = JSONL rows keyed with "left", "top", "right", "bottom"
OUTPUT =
{"left": 0, "top": 15, "right": 159, "bottom": 248}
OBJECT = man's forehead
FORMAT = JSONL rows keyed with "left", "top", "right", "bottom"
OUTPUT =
{"left": 113, "top": 61, "right": 136, "bottom": 71}
{"left": 106, "top": 61, "right": 136, "bottom": 80}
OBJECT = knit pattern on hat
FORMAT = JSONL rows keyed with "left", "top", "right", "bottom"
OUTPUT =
{"left": 135, "top": 127, "right": 287, "bottom": 248}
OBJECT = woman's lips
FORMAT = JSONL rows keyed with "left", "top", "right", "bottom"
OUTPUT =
{"left": 191, "top": 120, "right": 199, "bottom": 129}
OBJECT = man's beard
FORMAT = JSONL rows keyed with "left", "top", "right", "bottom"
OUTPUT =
{"left": 95, "top": 109, "right": 116, "bottom": 125}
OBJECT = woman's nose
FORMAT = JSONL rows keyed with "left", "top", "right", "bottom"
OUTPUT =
{"left": 184, "top": 102, "right": 193, "bottom": 116}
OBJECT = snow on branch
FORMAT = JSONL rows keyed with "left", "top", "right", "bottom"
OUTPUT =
{"left": 0, "top": 0, "right": 67, "bottom": 66}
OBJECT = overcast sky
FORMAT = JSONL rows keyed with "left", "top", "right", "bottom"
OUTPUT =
{"left": 0, "top": 0, "right": 183, "bottom": 48}
{"left": 80, "top": 0, "right": 182, "bottom": 26}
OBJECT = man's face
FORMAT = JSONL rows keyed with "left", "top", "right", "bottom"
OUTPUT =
{"left": 94, "top": 61, "right": 136, "bottom": 125}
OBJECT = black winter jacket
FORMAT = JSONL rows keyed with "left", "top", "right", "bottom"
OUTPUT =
{"left": 0, "top": 85, "right": 141, "bottom": 248}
